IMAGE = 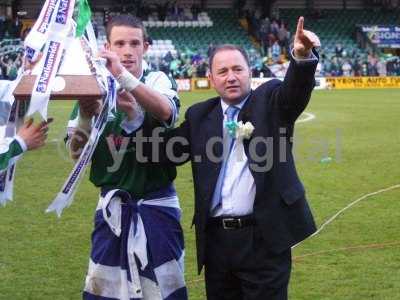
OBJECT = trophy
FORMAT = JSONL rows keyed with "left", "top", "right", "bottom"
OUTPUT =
{"left": 13, "top": 38, "right": 104, "bottom": 103}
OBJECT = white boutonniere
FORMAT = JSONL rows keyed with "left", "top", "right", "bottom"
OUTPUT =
{"left": 226, "top": 120, "right": 255, "bottom": 140}
{"left": 236, "top": 121, "right": 255, "bottom": 140}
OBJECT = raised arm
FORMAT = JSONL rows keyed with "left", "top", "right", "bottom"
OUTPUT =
{"left": 293, "top": 16, "right": 320, "bottom": 59}
{"left": 270, "top": 16, "right": 320, "bottom": 123}
{"left": 99, "top": 50, "right": 173, "bottom": 122}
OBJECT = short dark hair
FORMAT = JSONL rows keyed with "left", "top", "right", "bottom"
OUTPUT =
{"left": 208, "top": 44, "right": 250, "bottom": 71}
{"left": 106, "top": 14, "right": 148, "bottom": 43}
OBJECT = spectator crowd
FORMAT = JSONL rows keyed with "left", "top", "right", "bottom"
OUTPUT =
{"left": 146, "top": 47, "right": 209, "bottom": 79}
{"left": 245, "top": 11, "right": 291, "bottom": 63}
{"left": 317, "top": 44, "right": 400, "bottom": 77}
{"left": 1, "top": 7, "right": 400, "bottom": 81}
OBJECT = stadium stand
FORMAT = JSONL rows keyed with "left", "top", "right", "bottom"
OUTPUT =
{"left": 251, "top": 4, "right": 400, "bottom": 77}
{"left": 280, "top": 8, "right": 399, "bottom": 54}
{"left": 1, "top": 0, "right": 400, "bottom": 79}
{"left": 145, "top": 9, "right": 254, "bottom": 54}
{"left": 95, "top": 8, "right": 260, "bottom": 78}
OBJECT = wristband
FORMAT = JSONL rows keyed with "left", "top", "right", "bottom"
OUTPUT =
{"left": 116, "top": 68, "right": 141, "bottom": 92}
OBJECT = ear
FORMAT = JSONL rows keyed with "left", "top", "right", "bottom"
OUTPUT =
{"left": 207, "top": 71, "right": 215, "bottom": 88}
{"left": 105, "top": 42, "right": 110, "bottom": 51}
{"left": 143, "top": 41, "right": 149, "bottom": 54}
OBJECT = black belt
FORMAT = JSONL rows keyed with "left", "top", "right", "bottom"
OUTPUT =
{"left": 207, "top": 215, "right": 256, "bottom": 230}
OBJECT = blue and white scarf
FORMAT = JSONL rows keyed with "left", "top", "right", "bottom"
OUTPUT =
{"left": 83, "top": 186, "right": 187, "bottom": 300}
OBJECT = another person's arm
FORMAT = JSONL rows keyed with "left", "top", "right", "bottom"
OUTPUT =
{"left": 0, "top": 118, "right": 50, "bottom": 171}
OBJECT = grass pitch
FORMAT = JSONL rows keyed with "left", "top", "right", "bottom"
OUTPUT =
{"left": 0, "top": 89, "right": 399, "bottom": 299}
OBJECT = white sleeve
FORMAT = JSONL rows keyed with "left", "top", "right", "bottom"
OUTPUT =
{"left": 14, "top": 135, "right": 27, "bottom": 152}
{"left": 290, "top": 49, "right": 318, "bottom": 64}
{"left": 145, "top": 71, "right": 180, "bottom": 129}
{"left": 120, "top": 110, "right": 145, "bottom": 134}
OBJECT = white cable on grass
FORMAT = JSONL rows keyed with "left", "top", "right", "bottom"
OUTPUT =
{"left": 293, "top": 184, "right": 400, "bottom": 249}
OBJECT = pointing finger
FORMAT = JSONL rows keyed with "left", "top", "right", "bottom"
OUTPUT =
{"left": 296, "top": 16, "right": 304, "bottom": 37}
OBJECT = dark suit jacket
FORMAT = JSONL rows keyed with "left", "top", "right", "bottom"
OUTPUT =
{"left": 160, "top": 54, "right": 318, "bottom": 274}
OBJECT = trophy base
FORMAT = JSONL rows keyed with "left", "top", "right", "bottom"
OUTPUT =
{"left": 13, "top": 75, "right": 104, "bottom": 101}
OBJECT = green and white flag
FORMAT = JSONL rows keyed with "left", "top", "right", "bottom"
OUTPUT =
{"left": 75, "top": 0, "right": 92, "bottom": 37}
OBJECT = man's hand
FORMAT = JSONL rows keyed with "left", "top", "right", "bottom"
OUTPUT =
{"left": 69, "top": 99, "right": 101, "bottom": 161}
{"left": 117, "top": 90, "right": 138, "bottom": 121}
{"left": 79, "top": 98, "right": 102, "bottom": 119}
{"left": 98, "top": 50, "right": 124, "bottom": 78}
{"left": 17, "top": 118, "right": 53, "bottom": 150}
{"left": 293, "top": 16, "right": 321, "bottom": 59}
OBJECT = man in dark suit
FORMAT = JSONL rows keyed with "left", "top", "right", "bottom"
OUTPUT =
{"left": 141, "top": 16, "right": 319, "bottom": 300}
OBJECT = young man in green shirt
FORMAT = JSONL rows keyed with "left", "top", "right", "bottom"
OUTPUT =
{"left": 66, "top": 15, "right": 187, "bottom": 300}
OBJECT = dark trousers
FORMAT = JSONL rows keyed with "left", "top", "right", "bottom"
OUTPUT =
{"left": 204, "top": 224, "right": 291, "bottom": 300}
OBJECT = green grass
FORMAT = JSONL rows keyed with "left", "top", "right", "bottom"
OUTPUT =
{"left": 1, "top": 89, "right": 400, "bottom": 299}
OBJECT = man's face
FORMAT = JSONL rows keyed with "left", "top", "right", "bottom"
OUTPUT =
{"left": 106, "top": 25, "right": 148, "bottom": 78}
{"left": 208, "top": 49, "right": 251, "bottom": 104}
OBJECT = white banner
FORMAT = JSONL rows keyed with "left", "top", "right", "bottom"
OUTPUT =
{"left": 46, "top": 76, "right": 116, "bottom": 217}
{"left": 25, "top": 0, "right": 76, "bottom": 120}
{"left": 27, "top": 36, "right": 65, "bottom": 119}
{"left": 0, "top": 70, "right": 24, "bottom": 205}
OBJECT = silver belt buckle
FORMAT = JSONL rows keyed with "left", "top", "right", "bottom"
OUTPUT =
{"left": 222, "top": 218, "right": 241, "bottom": 229}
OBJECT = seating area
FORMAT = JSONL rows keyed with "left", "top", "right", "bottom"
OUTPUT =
{"left": 1, "top": 5, "right": 399, "bottom": 79}
{"left": 0, "top": 38, "right": 23, "bottom": 55}
{"left": 279, "top": 9, "right": 400, "bottom": 58}
{"left": 143, "top": 12, "right": 213, "bottom": 28}
{"left": 147, "top": 39, "right": 177, "bottom": 58}
{"left": 271, "top": 8, "right": 399, "bottom": 76}
{"left": 146, "top": 9, "right": 254, "bottom": 54}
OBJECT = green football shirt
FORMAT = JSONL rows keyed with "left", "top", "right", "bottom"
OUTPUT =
{"left": 67, "top": 65, "right": 180, "bottom": 198}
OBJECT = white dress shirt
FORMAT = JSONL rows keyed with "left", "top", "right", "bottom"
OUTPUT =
{"left": 212, "top": 96, "right": 256, "bottom": 217}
